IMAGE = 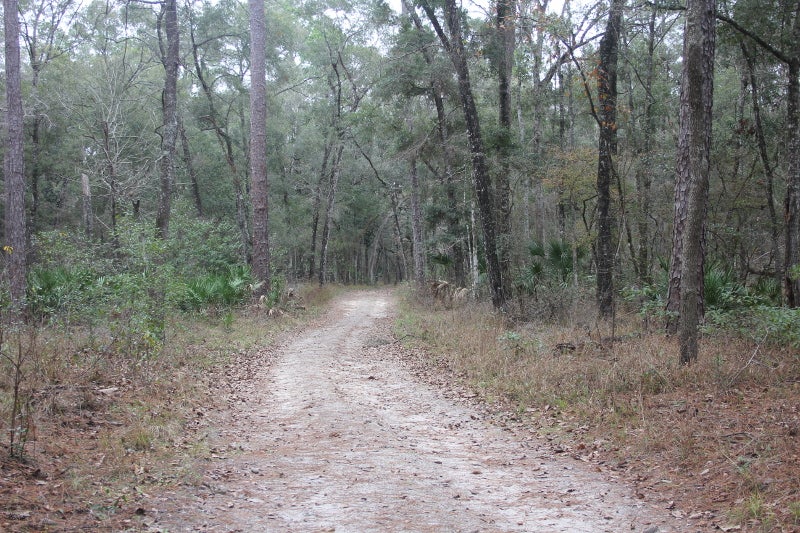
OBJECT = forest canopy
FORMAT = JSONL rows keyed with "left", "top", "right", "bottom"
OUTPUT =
{"left": 1, "top": 0, "right": 799, "bottom": 351}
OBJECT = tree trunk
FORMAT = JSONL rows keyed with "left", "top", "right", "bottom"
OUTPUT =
{"left": 81, "top": 173, "right": 93, "bottom": 239}
{"left": 741, "top": 42, "right": 782, "bottom": 285}
{"left": 190, "top": 21, "right": 250, "bottom": 262}
{"left": 403, "top": 0, "right": 465, "bottom": 287}
{"left": 30, "top": 114, "right": 42, "bottom": 234}
{"left": 178, "top": 116, "right": 203, "bottom": 217}
{"left": 671, "top": 0, "right": 715, "bottom": 364}
{"left": 308, "top": 142, "right": 332, "bottom": 280}
{"left": 319, "top": 144, "right": 344, "bottom": 286}
{"left": 495, "top": 0, "right": 515, "bottom": 298}
{"left": 4, "top": 0, "right": 28, "bottom": 312}
{"left": 717, "top": 1, "right": 800, "bottom": 305}
{"left": 156, "top": 0, "right": 179, "bottom": 239}
{"left": 249, "top": 0, "right": 270, "bottom": 295}
{"left": 595, "top": 0, "right": 623, "bottom": 319}
{"left": 419, "top": 0, "right": 506, "bottom": 310}
{"left": 390, "top": 188, "right": 408, "bottom": 282}
{"left": 634, "top": 5, "right": 657, "bottom": 286}
{"left": 410, "top": 155, "right": 425, "bottom": 289}
{"left": 785, "top": 59, "right": 800, "bottom": 306}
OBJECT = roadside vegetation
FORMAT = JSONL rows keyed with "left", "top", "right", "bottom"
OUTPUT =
{"left": 0, "top": 209, "right": 336, "bottom": 530}
{"left": 397, "top": 267, "right": 800, "bottom": 532}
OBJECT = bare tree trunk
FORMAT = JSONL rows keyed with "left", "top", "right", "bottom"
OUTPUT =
{"left": 368, "top": 213, "right": 392, "bottom": 283}
{"left": 419, "top": 0, "right": 506, "bottom": 310}
{"left": 741, "top": 42, "right": 782, "bottom": 284}
{"left": 717, "top": 1, "right": 800, "bottom": 305}
{"left": 156, "top": 0, "right": 179, "bottom": 239}
{"left": 308, "top": 142, "right": 332, "bottom": 280}
{"left": 81, "top": 173, "right": 93, "bottom": 239}
{"left": 319, "top": 144, "right": 344, "bottom": 286}
{"left": 785, "top": 59, "right": 800, "bottom": 305}
{"left": 410, "top": 156, "right": 425, "bottom": 289}
{"left": 595, "top": 0, "right": 623, "bottom": 318}
{"left": 4, "top": 0, "right": 28, "bottom": 313}
{"left": 634, "top": 5, "right": 657, "bottom": 286}
{"left": 403, "top": 0, "right": 465, "bottom": 286}
{"left": 178, "top": 116, "right": 203, "bottom": 217}
{"left": 670, "top": 0, "right": 715, "bottom": 364}
{"left": 30, "top": 115, "right": 42, "bottom": 234}
{"left": 495, "top": 0, "right": 516, "bottom": 298}
{"left": 189, "top": 20, "right": 250, "bottom": 262}
{"left": 469, "top": 201, "right": 480, "bottom": 293}
{"left": 249, "top": 0, "right": 270, "bottom": 295}
{"left": 100, "top": 121, "right": 119, "bottom": 241}
{"left": 21, "top": 0, "right": 76, "bottom": 232}
{"left": 390, "top": 189, "right": 408, "bottom": 282}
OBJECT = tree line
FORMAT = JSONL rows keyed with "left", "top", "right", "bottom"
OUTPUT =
{"left": 3, "top": 0, "right": 800, "bottom": 362}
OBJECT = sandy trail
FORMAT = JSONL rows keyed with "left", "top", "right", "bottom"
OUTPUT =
{"left": 153, "top": 291, "right": 683, "bottom": 532}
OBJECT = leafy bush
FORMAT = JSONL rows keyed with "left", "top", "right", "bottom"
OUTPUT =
{"left": 751, "top": 276, "right": 782, "bottom": 306}
{"left": 705, "top": 305, "right": 800, "bottom": 348}
{"left": 162, "top": 206, "right": 244, "bottom": 278}
{"left": 704, "top": 264, "right": 750, "bottom": 310}
{"left": 28, "top": 266, "right": 98, "bottom": 318}
{"left": 176, "top": 265, "right": 255, "bottom": 310}
{"left": 696, "top": 264, "right": 800, "bottom": 346}
{"left": 515, "top": 239, "right": 584, "bottom": 295}
{"left": 24, "top": 213, "right": 250, "bottom": 358}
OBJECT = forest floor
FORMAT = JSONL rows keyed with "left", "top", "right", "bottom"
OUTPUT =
{"left": 0, "top": 288, "right": 797, "bottom": 531}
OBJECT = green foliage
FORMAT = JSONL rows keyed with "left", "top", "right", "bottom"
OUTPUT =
{"left": 28, "top": 266, "right": 97, "bottom": 318}
{"left": 515, "top": 240, "right": 583, "bottom": 295}
{"left": 25, "top": 212, "right": 249, "bottom": 358}
{"left": 623, "top": 263, "right": 800, "bottom": 346}
{"left": 704, "top": 265, "right": 749, "bottom": 310}
{"left": 697, "top": 264, "right": 800, "bottom": 346}
{"left": 705, "top": 305, "right": 800, "bottom": 348}
{"left": 751, "top": 276, "right": 782, "bottom": 305}
{"left": 263, "top": 275, "right": 286, "bottom": 309}
{"left": 176, "top": 265, "right": 255, "bottom": 311}
{"left": 164, "top": 208, "right": 244, "bottom": 277}
{"left": 622, "top": 282, "right": 669, "bottom": 325}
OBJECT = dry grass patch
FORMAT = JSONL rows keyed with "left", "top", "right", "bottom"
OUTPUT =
{"left": 0, "top": 282, "right": 333, "bottom": 531}
{"left": 397, "top": 292, "right": 800, "bottom": 532}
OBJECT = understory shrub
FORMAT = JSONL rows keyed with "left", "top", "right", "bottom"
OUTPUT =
{"left": 26, "top": 207, "right": 249, "bottom": 357}
{"left": 176, "top": 265, "right": 256, "bottom": 310}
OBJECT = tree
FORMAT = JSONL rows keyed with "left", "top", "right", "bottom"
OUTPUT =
{"left": 595, "top": 0, "right": 623, "bottom": 318}
{"left": 156, "top": 0, "right": 180, "bottom": 238}
{"left": 187, "top": 1, "right": 251, "bottom": 262}
{"left": 19, "top": 0, "right": 77, "bottom": 232}
{"left": 4, "top": 0, "right": 29, "bottom": 312}
{"left": 715, "top": 1, "right": 800, "bottom": 305}
{"left": 418, "top": 0, "right": 507, "bottom": 310}
{"left": 400, "top": 0, "right": 466, "bottom": 286}
{"left": 317, "top": 51, "right": 347, "bottom": 286}
{"left": 249, "top": 0, "right": 271, "bottom": 294}
{"left": 668, "top": 0, "right": 716, "bottom": 363}
{"left": 410, "top": 155, "right": 425, "bottom": 289}
{"left": 494, "top": 0, "right": 516, "bottom": 297}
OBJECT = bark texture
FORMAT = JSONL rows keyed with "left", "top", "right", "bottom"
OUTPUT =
{"left": 420, "top": 0, "right": 506, "bottom": 310}
{"left": 670, "top": 0, "right": 715, "bottom": 363}
{"left": 595, "top": 0, "right": 623, "bottom": 318}
{"left": 785, "top": 58, "right": 800, "bottom": 305}
{"left": 156, "top": 0, "right": 180, "bottom": 239}
{"left": 4, "top": 0, "right": 29, "bottom": 312}
{"left": 410, "top": 156, "right": 425, "bottom": 289}
{"left": 249, "top": 0, "right": 271, "bottom": 294}
{"left": 495, "top": 0, "right": 515, "bottom": 297}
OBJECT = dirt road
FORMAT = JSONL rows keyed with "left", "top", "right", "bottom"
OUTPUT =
{"left": 152, "top": 291, "right": 684, "bottom": 532}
